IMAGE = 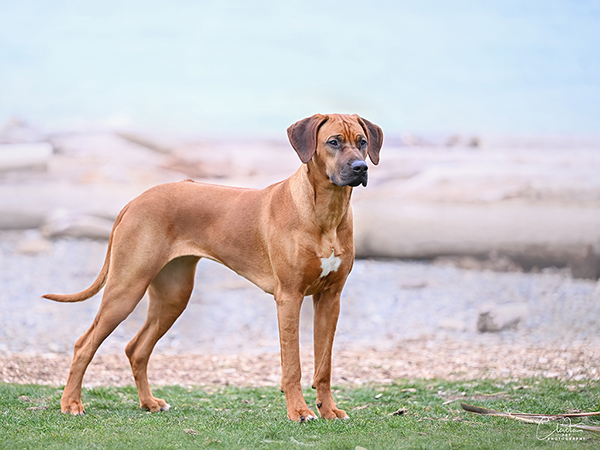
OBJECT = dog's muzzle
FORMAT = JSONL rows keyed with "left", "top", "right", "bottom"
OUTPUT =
{"left": 332, "top": 160, "right": 369, "bottom": 187}
{"left": 347, "top": 160, "right": 368, "bottom": 187}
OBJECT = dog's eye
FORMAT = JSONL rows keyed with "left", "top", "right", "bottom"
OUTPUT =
{"left": 328, "top": 139, "right": 339, "bottom": 147}
{"left": 360, "top": 139, "right": 367, "bottom": 148}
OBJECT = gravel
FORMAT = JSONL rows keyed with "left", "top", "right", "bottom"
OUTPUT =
{"left": 2, "top": 230, "right": 600, "bottom": 386}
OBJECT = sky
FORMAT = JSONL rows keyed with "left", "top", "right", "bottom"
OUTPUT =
{"left": 1, "top": 0, "right": 599, "bottom": 137}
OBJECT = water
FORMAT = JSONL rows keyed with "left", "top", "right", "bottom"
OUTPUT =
{"left": 1, "top": 0, "right": 599, "bottom": 136}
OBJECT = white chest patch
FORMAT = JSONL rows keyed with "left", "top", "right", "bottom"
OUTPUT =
{"left": 320, "top": 251, "right": 342, "bottom": 278}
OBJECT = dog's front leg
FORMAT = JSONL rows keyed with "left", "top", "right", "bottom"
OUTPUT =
{"left": 275, "top": 293, "right": 317, "bottom": 422}
{"left": 312, "top": 290, "right": 348, "bottom": 419}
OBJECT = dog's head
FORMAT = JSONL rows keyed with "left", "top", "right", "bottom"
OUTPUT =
{"left": 287, "top": 114, "right": 383, "bottom": 187}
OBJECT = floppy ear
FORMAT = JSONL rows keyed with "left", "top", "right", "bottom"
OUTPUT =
{"left": 287, "top": 114, "right": 329, "bottom": 164}
{"left": 357, "top": 116, "right": 383, "bottom": 165}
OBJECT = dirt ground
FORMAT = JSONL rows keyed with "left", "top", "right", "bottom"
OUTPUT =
{"left": 2, "top": 339, "right": 598, "bottom": 389}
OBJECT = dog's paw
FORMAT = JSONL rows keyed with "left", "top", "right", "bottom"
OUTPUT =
{"left": 160, "top": 403, "right": 171, "bottom": 412}
{"left": 299, "top": 413, "right": 318, "bottom": 423}
{"left": 62, "top": 400, "right": 86, "bottom": 415}
{"left": 317, "top": 403, "right": 349, "bottom": 420}
{"left": 288, "top": 408, "right": 318, "bottom": 422}
{"left": 141, "top": 397, "right": 171, "bottom": 412}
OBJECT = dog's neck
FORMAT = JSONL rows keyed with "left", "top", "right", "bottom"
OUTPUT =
{"left": 292, "top": 162, "right": 353, "bottom": 233}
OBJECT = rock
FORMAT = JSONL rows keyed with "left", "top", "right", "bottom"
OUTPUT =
{"left": 568, "top": 244, "right": 600, "bottom": 280}
{"left": 477, "top": 303, "right": 528, "bottom": 332}
{"left": 0, "top": 142, "right": 53, "bottom": 172}
{"left": 42, "top": 209, "right": 114, "bottom": 240}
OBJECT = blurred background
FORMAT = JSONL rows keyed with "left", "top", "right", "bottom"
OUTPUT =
{"left": 1, "top": 0, "right": 599, "bottom": 136}
{"left": 1, "top": 0, "right": 600, "bottom": 361}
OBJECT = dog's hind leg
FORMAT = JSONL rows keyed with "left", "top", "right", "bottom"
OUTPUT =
{"left": 61, "top": 278, "right": 150, "bottom": 414}
{"left": 125, "top": 255, "right": 200, "bottom": 412}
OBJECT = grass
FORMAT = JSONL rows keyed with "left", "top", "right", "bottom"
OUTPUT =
{"left": 1, "top": 379, "right": 599, "bottom": 449}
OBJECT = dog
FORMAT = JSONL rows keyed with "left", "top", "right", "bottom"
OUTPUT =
{"left": 44, "top": 113, "right": 383, "bottom": 421}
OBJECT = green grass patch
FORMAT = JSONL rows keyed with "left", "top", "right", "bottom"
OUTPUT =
{"left": 1, "top": 379, "right": 599, "bottom": 449}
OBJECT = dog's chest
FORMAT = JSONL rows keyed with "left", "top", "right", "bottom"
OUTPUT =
{"left": 319, "top": 250, "right": 342, "bottom": 278}
{"left": 305, "top": 249, "right": 346, "bottom": 296}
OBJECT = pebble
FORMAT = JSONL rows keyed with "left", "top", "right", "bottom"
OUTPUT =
{"left": 1, "top": 230, "right": 599, "bottom": 356}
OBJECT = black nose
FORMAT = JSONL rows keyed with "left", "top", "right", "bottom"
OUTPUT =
{"left": 350, "top": 160, "right": 368, "bottom": 175}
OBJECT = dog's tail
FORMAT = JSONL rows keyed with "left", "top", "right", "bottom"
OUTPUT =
{"left": 42, "top": 204, "right": 129, "bottom": 303}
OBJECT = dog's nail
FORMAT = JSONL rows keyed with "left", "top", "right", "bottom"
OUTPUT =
{"left": 300, "top": 416, "right": 305, "bottom": 422}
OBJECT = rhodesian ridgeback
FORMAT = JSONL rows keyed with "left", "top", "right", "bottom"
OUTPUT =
{"left": 44, "top": 113, "right": 383, "bottom": 421}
